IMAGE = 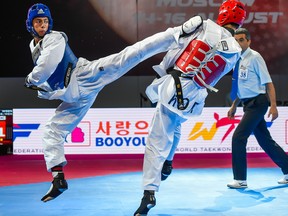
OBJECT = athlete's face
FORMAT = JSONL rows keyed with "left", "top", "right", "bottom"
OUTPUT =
{"left": 32, "top": 17, "right": 49, "bottom": 38}
{"left": 234, "top": 33, "right": 251, "bottom": 53}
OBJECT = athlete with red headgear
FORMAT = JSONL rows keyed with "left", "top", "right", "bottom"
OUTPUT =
{"left": 134, "top": 0, "right": 246, "bottom": 215}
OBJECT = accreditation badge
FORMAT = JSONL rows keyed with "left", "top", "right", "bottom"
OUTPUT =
{"left": 239, "top": 65, "right": 248, "bottom": 80}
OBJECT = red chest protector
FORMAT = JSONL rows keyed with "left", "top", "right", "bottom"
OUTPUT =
{"left": 175, "top": 39, "right": 226, "bottom": 89}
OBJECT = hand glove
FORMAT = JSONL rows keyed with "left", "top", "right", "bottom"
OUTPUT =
{"left": 24, "top": 76, "right": 32, "bottom": 88}
{"left": 24, "top": 76, "right": 47, "bottom": 92}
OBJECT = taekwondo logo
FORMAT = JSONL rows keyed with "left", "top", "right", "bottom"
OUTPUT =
{"left": 13, "top": 123, "right": 40, "bottom": 142}
{"left": 188, "top": 112, "right": 273, "bottom": 143}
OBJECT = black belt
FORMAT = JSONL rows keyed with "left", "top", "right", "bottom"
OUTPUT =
{"left": 167, "top": 69, "right": 192, "bottom": 110}
{"left": 64, "top": 62, "right": 75, "bottom": 87}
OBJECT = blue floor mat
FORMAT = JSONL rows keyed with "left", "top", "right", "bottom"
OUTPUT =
{"left": 0, "top": 168, "right": 287, "bottom": 216}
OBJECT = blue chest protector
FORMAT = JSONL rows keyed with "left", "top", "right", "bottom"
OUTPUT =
{"left": 47, "top": 33, "right": 78, "bottom": 90}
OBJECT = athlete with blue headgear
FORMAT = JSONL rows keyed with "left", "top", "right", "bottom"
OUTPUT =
{"left": 25, "top": 3, "right": 205, "bottom": 202}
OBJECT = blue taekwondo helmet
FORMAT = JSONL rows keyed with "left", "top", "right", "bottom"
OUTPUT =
{"left": 26, "top": 3, "right": 53, "bottom": 37}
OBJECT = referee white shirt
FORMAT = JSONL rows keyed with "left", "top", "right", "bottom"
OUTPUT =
{"left": 237, "top": 47, "right": 272, "bottom": 99}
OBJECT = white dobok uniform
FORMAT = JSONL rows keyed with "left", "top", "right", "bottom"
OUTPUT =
{"left": 27, "top": 28, "right": 182, "bottom": 171}
{"left": 143, "top": 19, "right": 241, "bottom": 191}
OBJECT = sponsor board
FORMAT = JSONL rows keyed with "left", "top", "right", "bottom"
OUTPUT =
{"left": 13, "top": 107, "right": 288, "bottom": 155}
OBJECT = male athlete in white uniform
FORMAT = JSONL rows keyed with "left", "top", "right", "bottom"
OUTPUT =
{"left": 134, "top": 0, "right": 246, "bottom": 215}
{"left": 25, "top": 3, "right": 205, "bottom": 202}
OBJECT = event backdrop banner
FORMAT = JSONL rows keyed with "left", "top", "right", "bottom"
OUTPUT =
{"left": 89, "top": 0, "right": 288, "bottom": 75}
{"left": 13, "top": 107, "right": 288, "bottom": 155}
{"left": 3, "top": 0, "right": 288, "bottom": 77}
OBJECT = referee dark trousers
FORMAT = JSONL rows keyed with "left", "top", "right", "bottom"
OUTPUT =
{"left": 232, "top": 94, "right": 288, "bottom": 180}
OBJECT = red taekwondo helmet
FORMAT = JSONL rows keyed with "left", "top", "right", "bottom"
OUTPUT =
{"left": 216, "top": 0, "right": 246, "bottom": 28}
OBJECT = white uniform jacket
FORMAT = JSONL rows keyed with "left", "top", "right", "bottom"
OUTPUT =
{"left": 146, "top": 19, "right": 241, "bottom": 119}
